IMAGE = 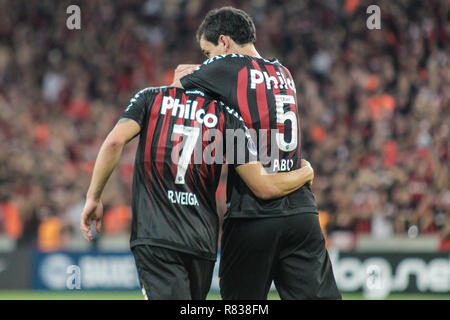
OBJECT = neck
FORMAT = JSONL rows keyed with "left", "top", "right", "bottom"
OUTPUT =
{"left": 232, "top": 43, "right": 262, "bottom": 58}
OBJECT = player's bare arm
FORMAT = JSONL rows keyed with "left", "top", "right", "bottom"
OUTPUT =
{"left": 236, "top": 159, "right": 314, "bottom": 200}
{"left": 80, "top": 118, "right": 140, "bottom": 241}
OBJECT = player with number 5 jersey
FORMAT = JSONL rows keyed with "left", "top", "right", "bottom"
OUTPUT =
{"left": 175, "top": 7, "right": 341, "bottom": 300}
{"left": 180, "top": 53, "right": 318, "bottom": 219}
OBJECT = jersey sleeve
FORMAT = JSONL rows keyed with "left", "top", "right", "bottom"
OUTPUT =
{"left": 120, "top": 87, "right": 155, "bottom": 128}
{"left": 180, "top": 55, "right": 241, "bottom": 100}
{"left": 222, "top": 105, "right": 258, "bottom": 167}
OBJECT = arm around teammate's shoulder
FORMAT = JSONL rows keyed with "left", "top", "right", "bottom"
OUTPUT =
{"left": 235, "top": 159, "right": 314, "bottom": 200}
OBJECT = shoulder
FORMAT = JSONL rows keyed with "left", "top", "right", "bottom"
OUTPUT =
{"left": 216, "top": 101, "right": 247, "bottom": 127}
{"left": 130, "top": 86, "right": 167, "bottom": 101}
{"left": 125, "top": 86, "right": 169, "bottom": 112}
{"left": 199, "top": 54, "right": 250, "bottom": 68}
{"left": 141, "top": 86, "right": 171, "bottom": 96}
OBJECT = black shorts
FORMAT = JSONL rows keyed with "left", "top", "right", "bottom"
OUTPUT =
{"left": 132, "top": 245, "right": 215, "bottom": 300}
{"left": 219, "top": 213, "right": 341, "bottom": 300}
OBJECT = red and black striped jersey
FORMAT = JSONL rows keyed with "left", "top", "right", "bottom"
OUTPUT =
{"left": 120, "top": 86, "right": 256, "bottom": 260}
{"left": 180, "top": 54, "right": 317, "bottom": 218}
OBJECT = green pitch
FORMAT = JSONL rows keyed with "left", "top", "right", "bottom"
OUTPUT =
{"left": 0, "top": 291, "right": 448, "bottom": 300}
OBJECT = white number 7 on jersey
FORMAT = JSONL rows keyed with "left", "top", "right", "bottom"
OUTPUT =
{"left": 172, "top": 124, "right": 200, "bottom": 184}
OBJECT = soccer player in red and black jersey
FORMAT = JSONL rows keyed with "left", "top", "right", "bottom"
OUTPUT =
{"left": 173, "top": 7, "right": 341, "bottom": 300}
{"left": 80, "top": 86, "right": 315, "bottom": 299}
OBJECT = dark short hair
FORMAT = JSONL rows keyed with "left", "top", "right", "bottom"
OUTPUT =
{"left": 196, "top": 7, "right": 256, "bottom": 45}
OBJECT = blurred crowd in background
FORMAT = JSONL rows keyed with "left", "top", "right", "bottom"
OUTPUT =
{"left": 0, "top": 0, "right": 448, "bottom": 251}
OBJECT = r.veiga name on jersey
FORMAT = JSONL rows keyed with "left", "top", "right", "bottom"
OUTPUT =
{"left": 161, "top": 96, "right": 218, "bottom": 128}
{"left": 167, "top": 190, "right": 200, "bottom": 206}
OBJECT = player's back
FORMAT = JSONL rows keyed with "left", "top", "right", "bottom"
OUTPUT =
{"left": 120, "top": 86, "right": 248, "bottom": 260}
{"left": 180, "top": 54, "right": 317, "bottom": 218}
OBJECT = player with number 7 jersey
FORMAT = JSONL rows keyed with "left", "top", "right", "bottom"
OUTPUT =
{"left": 122, "top": 86, "right": 258, "bottom": 260}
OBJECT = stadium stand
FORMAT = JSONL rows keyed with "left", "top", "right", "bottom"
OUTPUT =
{"left": 0, "top": 0, "right": 448, "bottom": 251}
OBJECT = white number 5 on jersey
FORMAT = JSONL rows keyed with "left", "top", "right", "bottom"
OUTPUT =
{"left": 275, "top": 95, "right": 298, "bottom": 152}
